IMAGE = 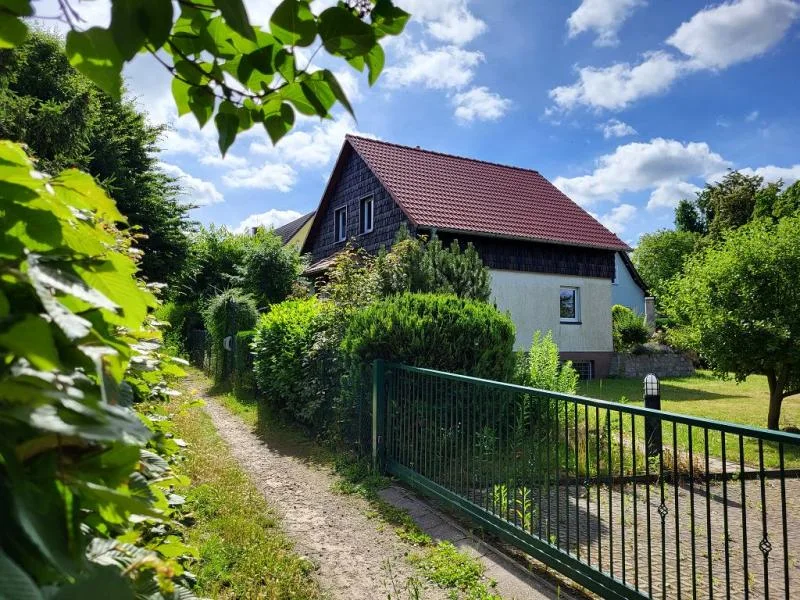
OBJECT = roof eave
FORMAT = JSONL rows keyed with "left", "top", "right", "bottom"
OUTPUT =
{"left": 416, "top": 225, "right": 630, "bottom": 253}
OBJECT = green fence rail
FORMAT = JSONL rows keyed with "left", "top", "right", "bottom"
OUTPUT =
{"left": 374, "top": 360, "right": 800, "bottom": 600}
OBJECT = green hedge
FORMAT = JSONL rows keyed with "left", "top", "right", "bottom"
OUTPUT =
{"left": 232, "top": 330, "right": 256, "bottom": 396}
{"left": 341, "top": 293, "right": 516, "bottom": 381}
{"left": 203, "top": 289, "right": 259, "bottom": 383}
{"left": 252, "top": 298, "right": 330, "bottom": 427}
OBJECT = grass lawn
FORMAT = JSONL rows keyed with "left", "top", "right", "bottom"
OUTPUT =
{"left": 576, "top": 370, "right": 800, "bottom": 469}
{"left": 578, "top": 370, "right": 800, "bottom": 431}
{"left": 170, "top": 379, "right": 322, "bottom": 600}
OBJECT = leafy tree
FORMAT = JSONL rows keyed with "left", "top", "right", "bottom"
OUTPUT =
{"left": 1, "top": 0, "right": 409, "bottom": 153}
{"left": 235, "top": 228, "right": 304, "bottom": 306}
{"left": 673, "top": 171, "right": 800, "bottom": 238}
{"left": 0, "top": 31, "right": 192, "bottom": 284}
{"left": 632, "top": 229, "right": 699, "bottom": 297}
{"left": 203, "top": 288, "right": 259, "bottom": 382}
{"left": 664, "top": 216, "right": 800, "bottom": 429}
{"left": 674, "top": 198, "right": 704, "bottom": 234}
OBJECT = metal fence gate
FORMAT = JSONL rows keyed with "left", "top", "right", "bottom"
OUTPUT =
{"left": 372, "top": 360, "right": 800, "bottom": 600}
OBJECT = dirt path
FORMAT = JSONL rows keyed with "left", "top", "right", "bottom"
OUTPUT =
{"left": 200, "top": 396, "right": 449, "bottom": 600}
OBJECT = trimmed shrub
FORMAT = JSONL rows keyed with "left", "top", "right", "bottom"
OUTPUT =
{"left": 252, "top": 298, "right": 331, "bottom": 426}
{"left": 203, "top": 289, "right": 259, "bottom": 383}
{"left": 341, "top": 293, "right": 516, "bottom": 381}
{"left": 232, "top": 330, "right": 256, "bottom": 396}
{"left": 612, "top": 304, "right": 650, "bottom": 351}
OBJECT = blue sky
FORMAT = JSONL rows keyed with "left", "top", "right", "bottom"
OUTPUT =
{"left": 37, "top": 0, "right": 800, "bottom": 246}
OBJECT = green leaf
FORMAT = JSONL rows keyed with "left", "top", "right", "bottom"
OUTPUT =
{"left": 347, "top": 55, "right": 365, "bottom": 71}
{"left": 216, "top": 0, "right": 256, "bottom": 41}
{"left": 365, "top": 43, "right": 384, "bottom": 86}
{"left": 318, "top": 6, "right": 376, "bottom": 58}
{"left": 188, "top": 86, "right": 215, "bottom": 128}
{"left": 171, "top": 78, "right": 191, "bottom": 117}
{"left": 1, "top": 0, "right": 34, "bottom": 17}
{"left": 0, "top": 315, "right": 59, "bottom": 371}
{"left": 263, "top": 102, "right": 295, "bottom": 144}
{"left": 215, "top": 105, "right": 239, "bottom": 155}
{"left": 274, "top": 48, "right": 295, "bottom": 83}
{"left": 65, "top": 28, "right": 123, "bottom": 100}
{"left": 0, "top": 12, "right": 28, "bottom": 49}
{"left": 109, "top": 0, "right": 147, "bottom": 60}
{"left": 0, "top": 548, "right": 43, "bottom": 600}
{"left": 270, "top": 0, "right": 317, "bottom": 47}
{"left": 50, "top": 565, "right": 135, "bottom": 600}
{"left": 141, "top": 0, "right": 173, "bottom": 48}
{"left": 371, "top": 0, "right": 411, "bottom": 37}
{"left": 322, "top": 70, "right": 354, "bottom": 117}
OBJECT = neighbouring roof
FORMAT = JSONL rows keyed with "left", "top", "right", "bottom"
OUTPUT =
{"left": 273, "top": 211, "right": 315, "bottom": 245}
{"left": 344, "top": 135, "right": 629, "bottom": 251}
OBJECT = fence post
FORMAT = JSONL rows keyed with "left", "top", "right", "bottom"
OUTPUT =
{"left": 372, "top": 359, "right": 387, "bottom": 473}
{"left": 643, "top": 373, "right": 662, "bottom": 457}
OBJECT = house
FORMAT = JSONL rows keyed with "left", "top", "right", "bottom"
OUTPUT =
{"left": 612, "top": 251, "right": 647, "bottom": 314}
{"left": 272, "top": 211, "right": 316, "bottom": 249}
{"left": 301, "top": 135, "right": 631, "bottom": 378}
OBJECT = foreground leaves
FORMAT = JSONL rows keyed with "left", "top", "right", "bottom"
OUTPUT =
{"left": 5, "top": 0, "right": 410, "bottom": 154}
{"left": 0, "top": 140, "right": 197, "bottom": 597}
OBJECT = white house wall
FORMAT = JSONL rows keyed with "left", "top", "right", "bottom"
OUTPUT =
{"left": 489, "top": 269, "right": 613, "bottom": 353}
{"left": 611, "top": 253, "right": 646, "bottom": 314}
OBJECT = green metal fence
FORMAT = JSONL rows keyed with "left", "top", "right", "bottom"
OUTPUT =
{"left": 373, "top": 360, "right": 800, "bottom": 600}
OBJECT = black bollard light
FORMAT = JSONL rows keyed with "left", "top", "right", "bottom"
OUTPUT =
{"left": 643, "top": 373, "right": 662, "bottom": 458}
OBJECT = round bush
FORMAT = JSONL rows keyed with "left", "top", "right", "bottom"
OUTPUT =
{"left": 252, "top": 298, "right": 331, "bottom": 424}
{"left": 612, "top": 304, "right": 650, "bottom": 351}
{"left": 341, "top": 293, "right": 516, "bottom": 381}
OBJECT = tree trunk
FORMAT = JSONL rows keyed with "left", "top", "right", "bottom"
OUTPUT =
{"left": 767, "top": 371, "right": 784, "bottom": 430}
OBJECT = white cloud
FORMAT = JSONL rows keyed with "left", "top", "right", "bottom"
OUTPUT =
{"left": 200, "top": 153, "right": 249, "bottom": 169}
{"left": 549, "top": 51, "right": 687, "bottom": 111}
{"left": 667, "top": 0, "right": 800, "bottom": 69}
{"left": 332, "top": 69, "right": 362, "bottom": 103}
{"left": 235, "top": 209, "right": 304, "bottom": 234}
{"left": 729, "top": 164, "right": 800, "bottom": 186}
{"left": 400, "top": 0, "right": 486, "bottom": 45}
{"left": 250, "top": 114, "right": 376, "bottom": 168}
{"left": 746, "top": 110, "right": 760, "bottom": 121}
{"left": 567, "top": 0, "right": 646, "bottom": 47}
{"left": 383, "top": 44, "right": 484, "bottom": 90}
{"left": 600, "top": 119, "right": 637, "bottom": 138}
{"left": 647, "top": 180, "right": 701, "bottom": 211}
{"left": 222, "top": 163, "right": 297, "bottom": 191}
{"left": 452, "top": 87, "right": 512, "bottom": 123}
{"left": 596, "top": 204, "right": 638, "bottom": 234}
{"left": 553, "top": 138, "right": 730, "bottom": 206}
{"left": 551, "top": 0, "right": 800, "bottom": 113}
{"left": 159, "top": 162, "right": 224, "bottom": 206}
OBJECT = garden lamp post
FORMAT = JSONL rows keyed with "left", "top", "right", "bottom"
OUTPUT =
{"left": 643, "top": 373, "right": 662, "bottom": 458}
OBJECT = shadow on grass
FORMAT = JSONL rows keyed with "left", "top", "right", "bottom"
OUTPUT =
{"left": 580, "top": 377, "right": 749, "bottom": 404}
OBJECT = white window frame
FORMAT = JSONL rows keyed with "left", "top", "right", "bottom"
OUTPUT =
{"left": 334, "top": 206, "right": 347, "bottom": 242}
{"left": 559, "top": 286, "right": 581, "bottom": 323}
{"left": 359, "top": 196, "right": 374, "bottom": 234}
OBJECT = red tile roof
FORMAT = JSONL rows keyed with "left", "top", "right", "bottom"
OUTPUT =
{"left": 346, "top": 135, "right": 629, "bottom": 251}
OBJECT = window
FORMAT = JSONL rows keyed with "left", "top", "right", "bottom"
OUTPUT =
{"left": 359, "top": 196, "right": 374, "bottom": 234}
{"left": 571, "top": 360, "right": 593, "bottom": 380}
{"left": 334, "top": 206, "right": 347, "bottom": 242}
{"left": 560, "top": 287, "right": 580, "bottom": 323}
